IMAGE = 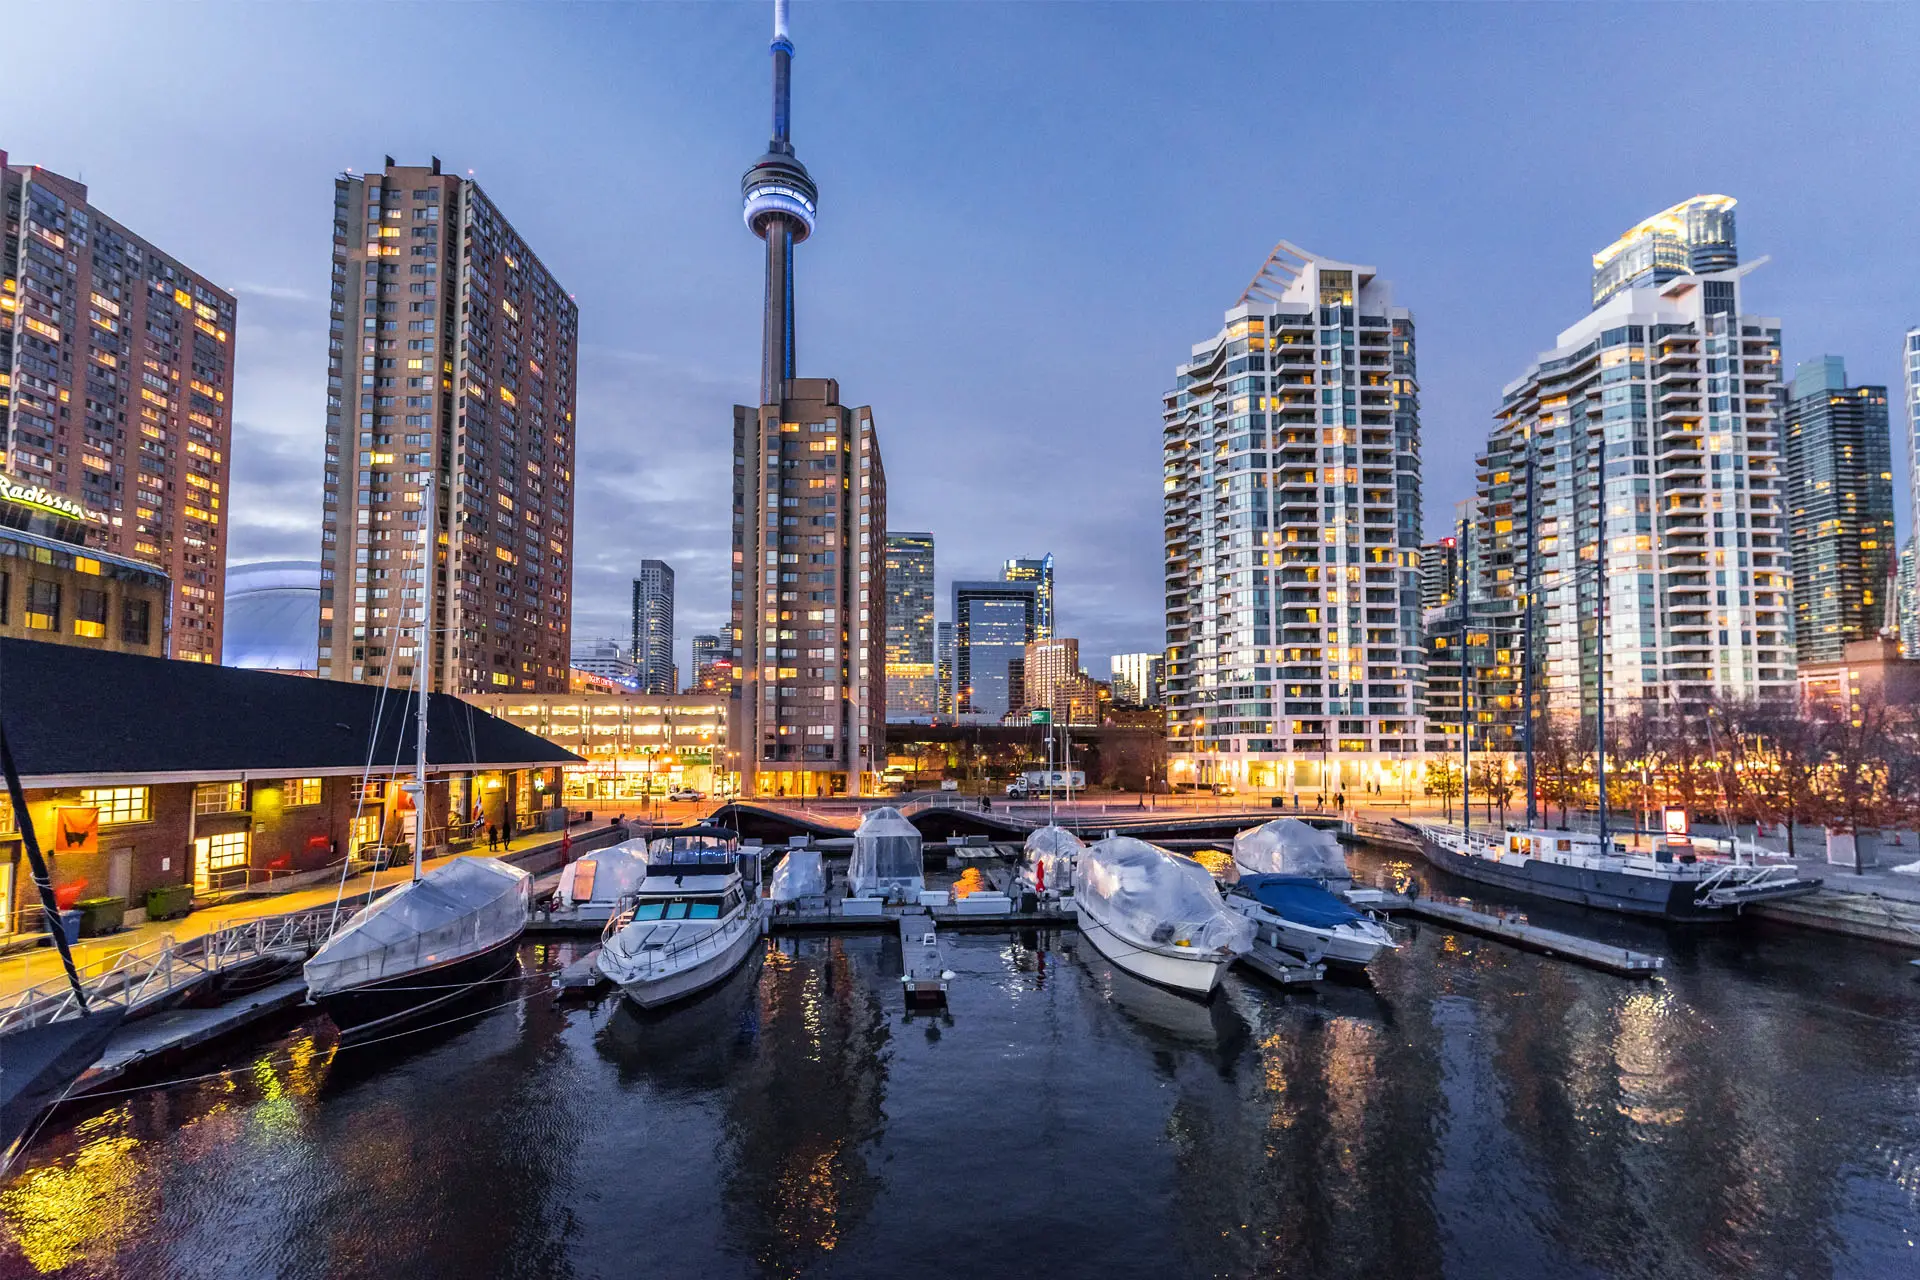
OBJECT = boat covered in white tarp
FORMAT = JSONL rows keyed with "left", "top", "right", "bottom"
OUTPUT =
{"left": 1073, "top": 836, "right": 1252, "bottom": 997}
{"left": 1020, "top": 825, "right": 1084, "bottom": 899}
{"left": 768, "top": 848, "right": 827, "bottom": 902}
{"left": 848, "top": 807, "right": 923, "bottom": 901}
{"left": 304, "top": 856, "right": 531, "bottom": 1035}
{"left": 1232, "top": 819, "right": 1350, "bottom": 884}
{"left": 549, "top": 840, "right": 651, "bottom": 924}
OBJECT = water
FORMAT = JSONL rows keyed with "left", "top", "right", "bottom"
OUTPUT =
{"left": 2, "top": 868, "right": 1917, "bottom": 1279}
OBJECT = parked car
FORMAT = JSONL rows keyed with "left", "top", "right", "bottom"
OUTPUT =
{"left": 667, "top": 788, "right": 704, "bottom": 802}
{"left": 938, "top": 780, "right": 960, "bottom": 792}
{"left": 1212, "top": 782, "right": 1238, "bottom": 797}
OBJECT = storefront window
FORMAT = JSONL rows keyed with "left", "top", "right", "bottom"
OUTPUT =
{"left": 80, "top": 786, "right": 149, "bottom": 825}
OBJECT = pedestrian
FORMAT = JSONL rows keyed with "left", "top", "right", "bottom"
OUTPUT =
{"left": 486, "top": 822, "right": 498, "bottom": 851}
{"left": 1336, "top": 791, "right": 1345, "bottom": 812}
{"left": 560, "top": 830, "right": 574, "bottom": 863}
{"left": 1315, "top": 793, "right": 1324, "bottom": 812}
{"left": 1291, "top": 793, "right": 1299, "bottom": 810}
{"left": 504, "top": 815, "right": 514, "bottom": 844}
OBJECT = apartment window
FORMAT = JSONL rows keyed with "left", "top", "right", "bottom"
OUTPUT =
{"left": 122, "top": 598, "right": 152, "bottom": 646}
{"left": 80, "top": 786, "right": 150, "bottom": 825}
{"left": 74, "top": 587, "right": 109, "bottom": 639}
{"left": 194, "top": 781, "right": 247, "bottom": 815}
{"left": 24, "top": 580, "right": 60, "bottom": 631}
{"left": 285, "top": 777, "right": 324, "bottom": 807}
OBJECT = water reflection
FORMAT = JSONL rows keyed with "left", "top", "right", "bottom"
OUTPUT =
{"left": 0, "top": 915, "right": 1912, "bottom": 1278}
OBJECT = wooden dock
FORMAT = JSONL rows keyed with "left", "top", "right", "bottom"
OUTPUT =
{"left": 1405, "top": 900, "right": 1664, "bottom": 977}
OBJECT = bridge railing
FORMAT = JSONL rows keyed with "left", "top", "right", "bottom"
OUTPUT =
{"left": 0, "top": 908, "right": 343, "bottom": 1034}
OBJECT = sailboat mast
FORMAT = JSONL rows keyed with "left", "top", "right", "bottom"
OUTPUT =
{"left": 1522, "top": 443, "right": 1538, "bottom": 826}
{"left": 412, "top": 476, "right": 435, "bottom": 881}
{"left": 1592, "top": 439, "right": 1609, "bottom": 851}
{"left": 1459, "top": 511, "right": 1470, "bottom": 840}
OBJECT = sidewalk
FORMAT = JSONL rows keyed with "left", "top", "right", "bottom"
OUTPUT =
{"left": 0, "top": 823, "right": 610, "bottom": 1006}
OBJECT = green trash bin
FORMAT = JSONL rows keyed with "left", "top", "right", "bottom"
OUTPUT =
{"left": 145, "top": 883, "right": 194, "bottom": 921}
{"left": 75, "top": 896, "right": 126, "bottom": 936}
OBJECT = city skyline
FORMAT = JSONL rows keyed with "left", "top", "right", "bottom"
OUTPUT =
{"left": 5, "top": 3, "right": 1918, "bottom": 673}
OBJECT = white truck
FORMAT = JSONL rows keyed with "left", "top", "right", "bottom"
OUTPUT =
{"left": 1005, "top": 770, "right": 1085, "bottom": 799}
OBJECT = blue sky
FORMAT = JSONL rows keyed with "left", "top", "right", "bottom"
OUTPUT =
{"left": 8, "top": 1, "right": 1917, "bottom": 675}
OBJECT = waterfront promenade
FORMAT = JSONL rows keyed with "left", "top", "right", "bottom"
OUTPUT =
{"left": 0, "top": 820, "right": 628, "bottom": 1006}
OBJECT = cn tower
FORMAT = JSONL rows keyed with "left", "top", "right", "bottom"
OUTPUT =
{"left": 742, "top": 0, "right": 818, "bottom": 404}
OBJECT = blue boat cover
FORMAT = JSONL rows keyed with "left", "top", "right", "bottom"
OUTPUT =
{"left": 1237, "top": 875, "right": 1363, "bottom": 928}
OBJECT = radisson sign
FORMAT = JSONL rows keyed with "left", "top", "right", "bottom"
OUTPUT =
{"left": 0, "top": 473, "right": 108, "bottom": 524}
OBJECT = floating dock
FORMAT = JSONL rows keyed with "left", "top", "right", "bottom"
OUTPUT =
{"left": 554, "top": 947, "right": 610, "bottom": 994}
{"left": 1405, "top": 899, "right": 1664, "bottom": 977}
{"left": 77, "top": 976, "right": 311, "bottom": 1095}
{"left": 1238, "top": 943, "right": 1325, "bottom": 988}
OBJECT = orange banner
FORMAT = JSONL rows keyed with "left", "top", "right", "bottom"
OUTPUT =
{"left": 54, "top": 807, "right": 99, "bottom": 856}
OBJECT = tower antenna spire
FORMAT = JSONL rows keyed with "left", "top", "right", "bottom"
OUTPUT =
{"left": 743, "top": 0, "right": 817, "bottom": 402}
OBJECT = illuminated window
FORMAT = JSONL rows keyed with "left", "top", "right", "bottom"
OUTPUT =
{"left": 194, "top": 781, "right": 247, "bottom": 815}
{"left": 24, "top": 579, "right": 59, "bottom": 631}
{"left": 201, "top": 830, "right": 249, "bottom": 874}
{"left": 81, "top": 786, "right": 150, "bottom": 825}
{"left": 285, "top": 777, "right": 324, "bottom": 807}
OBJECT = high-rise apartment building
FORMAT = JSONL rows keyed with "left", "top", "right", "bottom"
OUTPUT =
{"left": 1, "top": 152, "right": 237, "bottom": 662}
{"left": 1781, "top": 357, "right": 1895, "bottom": 664}
{"left": 570, "top": 636, "right": 640, "bottom": 686}
{"left": 690, "top": 632, "right": 726, "bottom": 692}
{"left": 884, "top": 531, "right": 936, "bottom": 722}
{"left": 728, "top": 2, "right": 887, "bottom": 797}
{"left": 1109, "top": 651, "right": 1164, "bottom": 707}
{"left": 1590, "top": 195, "right": 1738, "bottom": 309}
{"left": 1901, "top": 326, "right": 1920, "bottom": 656}
{"left": 1417, "top": 537, "right": 1460, "bottom": 612}
{"left": 1162, "top": 242, "right": 1424, "bottom": 793}
{"left": 953, "top": 579, "right": 1037, "bottom": 722}
{"left": 935, "top": 620, "right": 955, "bottom": 717}
{"left": 631, "top": 560, "right": 675, "bottom": 694}
{"left": 315, "top": 158, "right": 577, "bottom": 694}
{"left": 1023, "top": 637, "right": 1079, "bottom": 720}
{"left": 1003, "top": 554, "right": 1055, "bottom": 640}
{"left": 1474, "top": 196, "right": 1793, "bottom": 723}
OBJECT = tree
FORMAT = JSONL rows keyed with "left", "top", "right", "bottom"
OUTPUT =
{"left": 1536, "top": 716, "right": 1585, "bottom": 826}
{"left": 1426, "top": 758, "right": 1461, "bottom": 822}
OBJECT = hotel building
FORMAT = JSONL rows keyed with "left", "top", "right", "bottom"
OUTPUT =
{"left": 1162, "top": 242, "right": 1424, "bottom": 793}
{"left": 315, "top": 158, "right": 577, "bottom": 695}
{"left": 1, "top": 151, "right": 236, "bottom": 662}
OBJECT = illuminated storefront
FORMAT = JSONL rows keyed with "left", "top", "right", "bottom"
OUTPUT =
{"left": 466, "top": 692, "right": 731, "bottom": 802}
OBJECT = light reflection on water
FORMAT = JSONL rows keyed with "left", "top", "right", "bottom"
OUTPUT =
{"left": 0, "top": 905, "right": 1914, "bottom": 1279}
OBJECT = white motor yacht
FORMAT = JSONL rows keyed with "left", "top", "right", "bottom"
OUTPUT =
{"left": 1073, "top": 836, "right": 1252, "bottom": 997}
{"left": 1223, "top": 874, "right": 1396, "bottom": 971}
{"left": 596, "top": 826, "right": 764, "bottom": 1009}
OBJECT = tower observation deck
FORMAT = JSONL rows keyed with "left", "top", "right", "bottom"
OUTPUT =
{"left": 743, "top": 0, "right": 818, "bottom": 405}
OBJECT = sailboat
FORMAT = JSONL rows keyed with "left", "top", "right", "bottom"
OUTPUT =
{"left": 304, "top": 482, "right": 531, "bottom": 1038}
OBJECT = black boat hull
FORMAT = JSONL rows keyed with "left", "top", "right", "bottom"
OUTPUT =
{"left": 313, "top": 932, "right": 523, "bottom": 1040}
{"left": 1415, "top": 831, "right": 1732, "bottom": 923}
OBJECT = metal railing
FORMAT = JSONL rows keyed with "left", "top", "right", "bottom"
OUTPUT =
{"left": 0, "top": 908, "right": 344, "bottom": 1034}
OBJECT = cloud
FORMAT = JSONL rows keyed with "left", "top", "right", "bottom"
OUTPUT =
{"left": 231, "top": 282, "right": 315, "bottom": 303}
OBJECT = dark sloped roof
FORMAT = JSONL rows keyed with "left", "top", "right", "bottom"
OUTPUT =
{"left": 0, "top": 637, "right": 580, "bottom": 780}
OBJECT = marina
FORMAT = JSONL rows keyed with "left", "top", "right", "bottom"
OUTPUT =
{"left": 1, "top": 898, "right": 1916, "bottom": 1278}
